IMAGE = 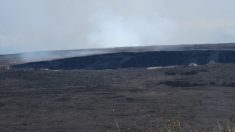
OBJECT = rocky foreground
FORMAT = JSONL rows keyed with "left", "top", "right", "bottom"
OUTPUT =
{"left": 0, "top": 64, "right": 235, "bottom": 131}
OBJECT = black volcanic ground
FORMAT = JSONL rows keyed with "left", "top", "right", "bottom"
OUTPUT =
{"left": 1, "top": 43, "right": 235, "bottom": 66}
{"left": 1, "top": 44, "right": 235, "bottom": 131}
{"left": 0, "top": 64, "right": 235, "bottom": 131}
{"left": 13, "top": 50, "right": 235, "bottom": 70}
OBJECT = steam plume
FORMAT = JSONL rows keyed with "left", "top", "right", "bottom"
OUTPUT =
{"left": 0, "top": 0, "right": 235, "bottom": 54}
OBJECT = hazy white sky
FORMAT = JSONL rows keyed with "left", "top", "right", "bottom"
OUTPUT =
{"left": 0, "top": 0, "right": 235, "bottom": 54}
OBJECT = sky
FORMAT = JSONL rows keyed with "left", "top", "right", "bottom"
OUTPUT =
{"left": 0, "top": 0, "right": 235, "bottom": 54}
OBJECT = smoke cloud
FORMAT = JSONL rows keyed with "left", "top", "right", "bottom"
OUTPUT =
{"left": 0, "top": 0, "right": 235, "bottom": 54}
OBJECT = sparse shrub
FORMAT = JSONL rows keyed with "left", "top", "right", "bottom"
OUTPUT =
{"left": 113, "top": 113, "right": 235, "bottom": 132}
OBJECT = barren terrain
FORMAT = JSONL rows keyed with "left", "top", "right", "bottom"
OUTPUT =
{"left": 1, "top": 43, "right": 235, "bottom": 66}
{"left": 0, "top": 64, "right": 235, "bottom": 131}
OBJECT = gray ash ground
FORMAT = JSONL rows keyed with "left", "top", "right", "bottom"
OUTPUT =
{"left": 0, "top": 64, "right": 235, "bottom": 131}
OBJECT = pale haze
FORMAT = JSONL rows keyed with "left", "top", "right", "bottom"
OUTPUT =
{"left": 0, "top": 0, "right": 235, "bottom": 54}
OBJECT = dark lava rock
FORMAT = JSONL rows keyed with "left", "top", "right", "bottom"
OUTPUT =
{"left": 13, "top": 50, "right": 235, "bottom": 70}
